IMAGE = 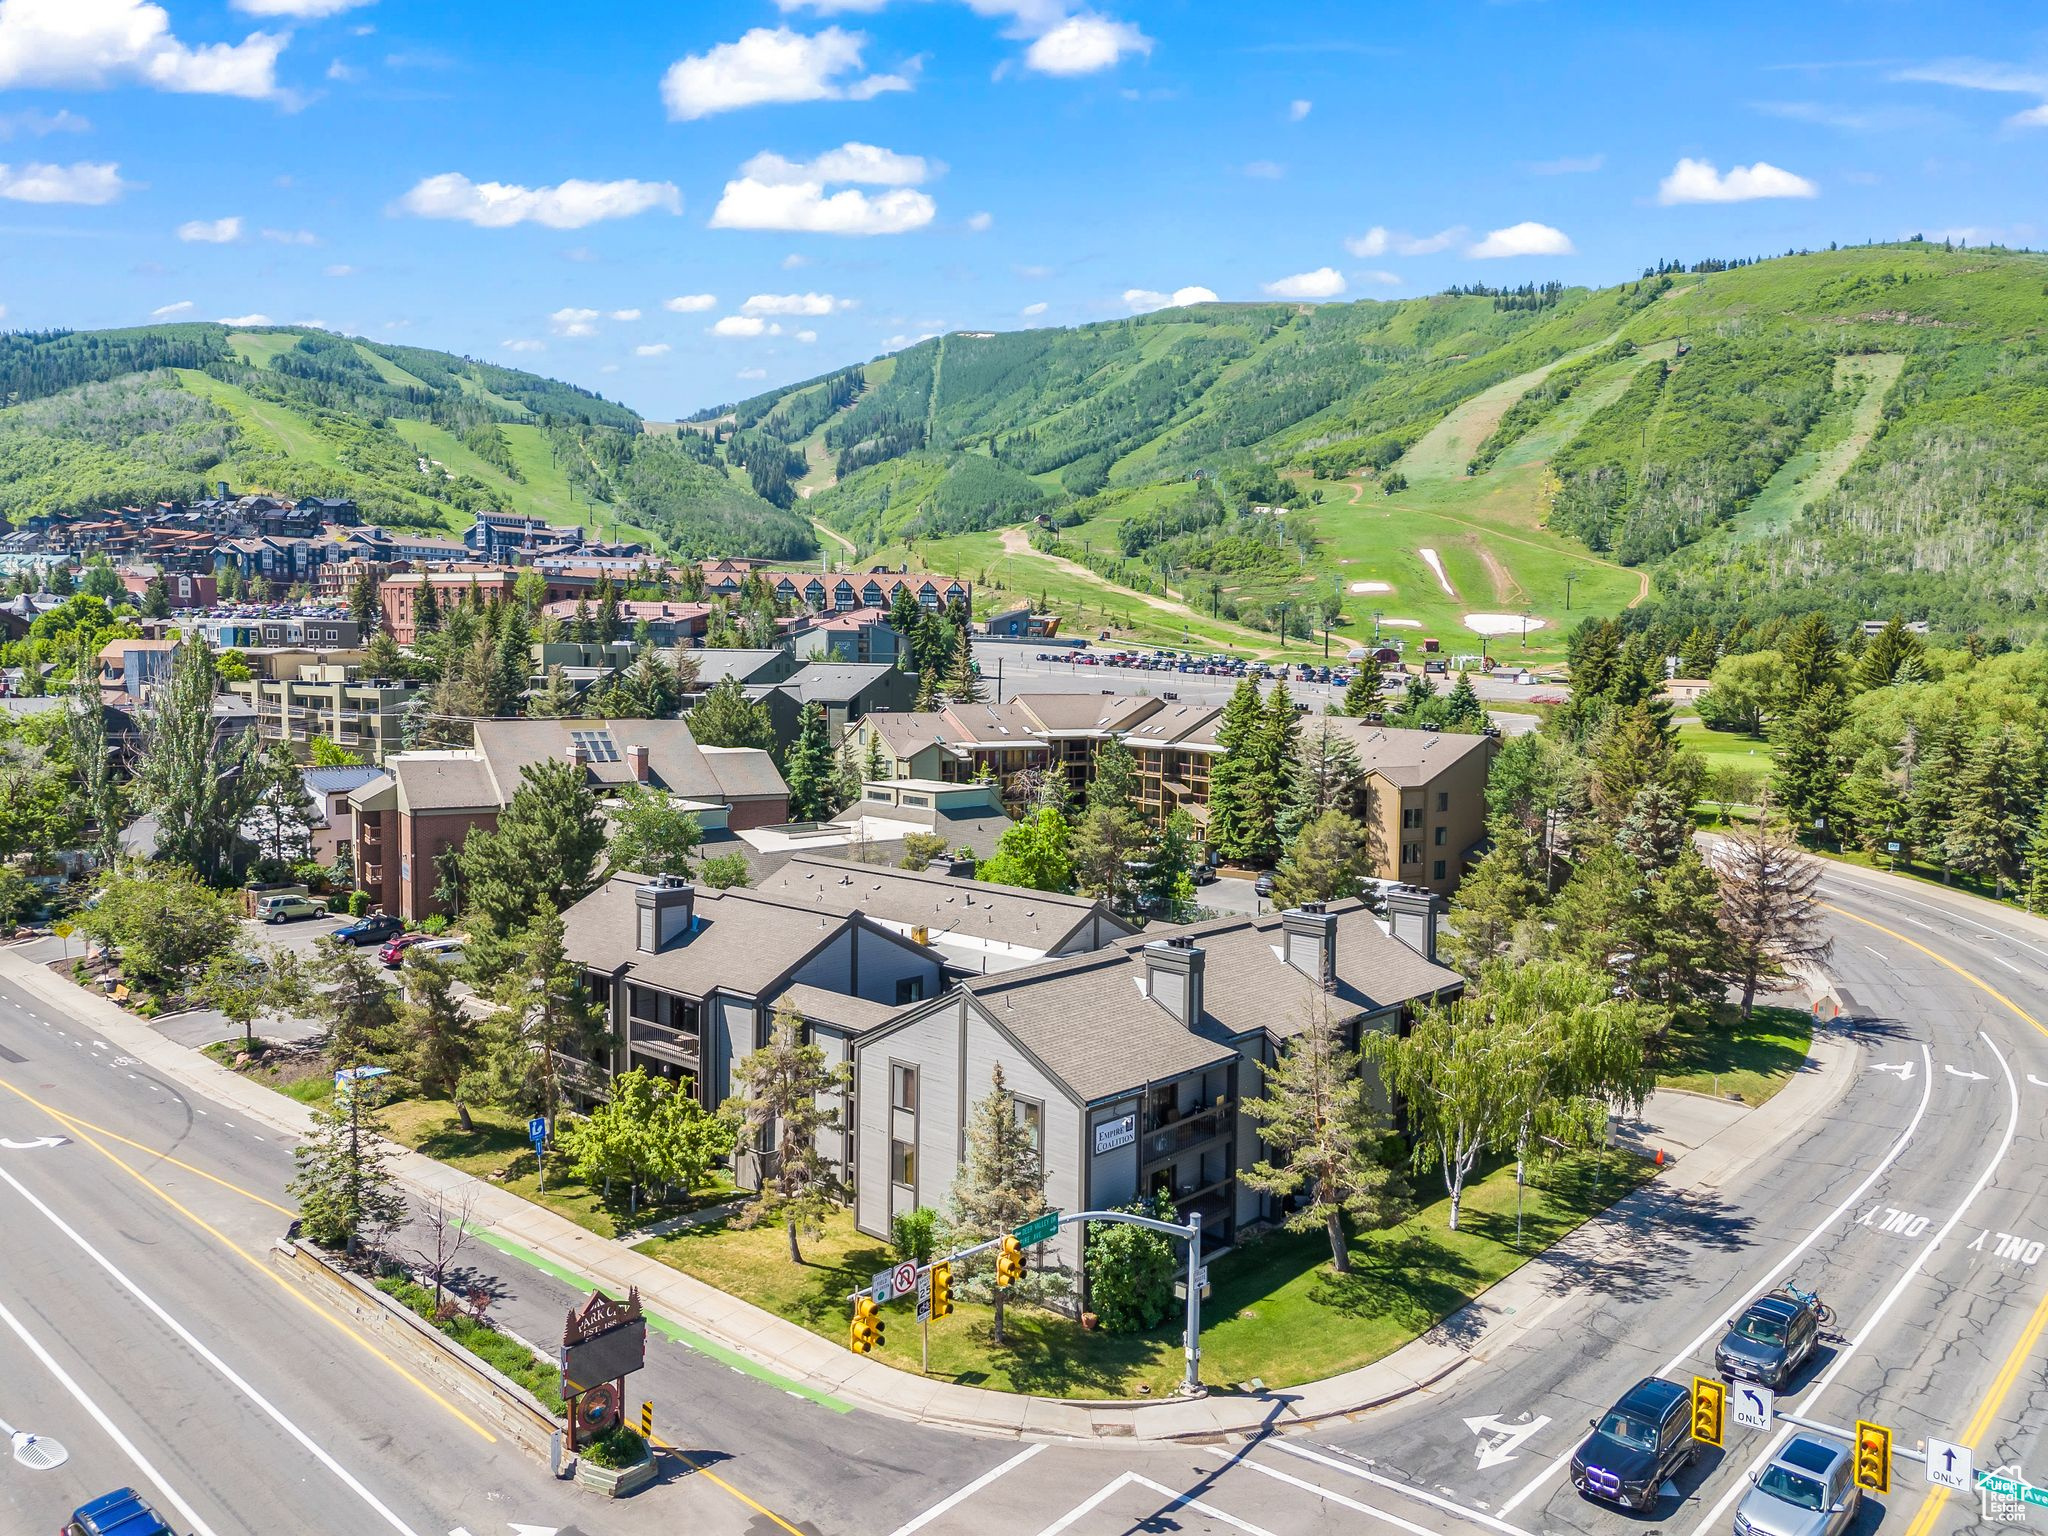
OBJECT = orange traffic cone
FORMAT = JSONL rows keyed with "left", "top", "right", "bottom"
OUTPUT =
{"left": 1655, "top": 1148, "right": 1666, "bottom": 1167}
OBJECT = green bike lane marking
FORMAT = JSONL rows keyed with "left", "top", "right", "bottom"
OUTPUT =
{"left": 458, "top": 1222, "right": 854, "bottom": 1413}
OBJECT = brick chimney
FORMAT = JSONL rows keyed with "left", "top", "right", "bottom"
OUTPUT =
{"left": 1385, "top": 885, "right": 1442, "bottom": 964}
{"left": 627, "top": 743, "right": 650, "bottom": 784}
{"left": 1281, "top": 902, "right": 1338, "bottom": 990}
{"left": 1141, "top": 935, "right": 1205, "bottom": 1029}
{"left": 565, "top": 741, "right": 590, "bottom": 769}
{"left": 634, "top": 875, "right": 695, "bottom": 954}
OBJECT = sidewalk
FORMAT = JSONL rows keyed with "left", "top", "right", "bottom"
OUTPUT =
{"left": 0, "top": 950, "right": 1859, "bottom": 1443}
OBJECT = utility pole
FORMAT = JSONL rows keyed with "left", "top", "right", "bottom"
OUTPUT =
{"left": 1564, "top": 570, "right": 1580, "bottom": 612}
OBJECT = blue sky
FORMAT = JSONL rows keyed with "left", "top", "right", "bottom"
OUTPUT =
{"left": 0, "top": 0, "right": 2042, "bottom": 418}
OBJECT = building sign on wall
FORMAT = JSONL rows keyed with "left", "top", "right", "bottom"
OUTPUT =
{"left": 1093, "top": 1113, "right": 1136, "bottom": 1155}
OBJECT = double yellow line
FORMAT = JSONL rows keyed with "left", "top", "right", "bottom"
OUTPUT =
{"left": 1824, "top": 903, "right": 2048, "bottom": 1535}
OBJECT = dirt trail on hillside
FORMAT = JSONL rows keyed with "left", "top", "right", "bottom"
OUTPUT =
{"left": 998, "top": 526, "right": 1202, "bottom": 620}
{"left": 812, "top": 519, "right": 856, "bottom": 558}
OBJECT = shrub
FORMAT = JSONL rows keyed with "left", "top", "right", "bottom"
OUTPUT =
{"left": 348, "top": 890, "right": 371, "bottom": 917}
{"left": 581, "top": 1426, "right": 648, "bottom": 1469}
{"left": 1084, "top": 1193, "right": 1180, "bottom": 1333}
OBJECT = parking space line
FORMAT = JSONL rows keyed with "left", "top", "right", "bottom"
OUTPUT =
{"left": 887, "top": 1444, "right": 1044, "bottom": 1536}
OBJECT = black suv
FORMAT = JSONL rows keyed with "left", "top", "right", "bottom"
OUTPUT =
{"left": 1571, "top": 1377, "right": 1697, "bottom": 1512}
{"left": 1716, "top": 1289, "right": 1822, "bottom": 1388}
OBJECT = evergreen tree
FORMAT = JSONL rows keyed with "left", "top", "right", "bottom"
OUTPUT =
{"left": 1855, "top": 619, "right": 1921, "bottom": 691}
{"left": 2024, "top": 802, "right": 2048, "bottom": 913}
{"left": 688, "top": 675, "right": 776, "bottom": 752}
{"left": 348, "top": 567, "right": 381, "bottom": 635}
{"left": 1270, "top": 809, "right": 1365, "bottom": 908}
{"left": 291, "top": 1080, "right": 406, "bottom": 1252}
{"left": 1839, "top": 743, "right": 1905, "bottom": 855}
{"left": 1280, "top": 721, "right": 1364, "bottom": 841}
{"left": 1242, "top": 994, "right": 1402, "bottom": 1272}
{"left": 1905, "top": 708, "right": 1967, "bottom": 877}
{"left": 594, "top": 575, "right": 621, "bottom": 644}
{"left": 1712, "top": 816, "right": 1832, "bottom": 1016}
{"left": 944, "top": 638, "right": 985, "bottom": 703}
{"left": 1440, "top": 826, "right": 1543, "bottom": 976}
{"left": 47, "top": 563, "right": 74, "bottom": 597}
{"left": 248, "top": 739, "right": 318, "bottom": 868}
{"left": 1615, "top": 782, "right": 1691, "bottom": 872}
{"left": 1070, "top": 802, "right": 1147, "bottom": 914}
{"left": 526, "top": 664, "right": 580, "bottom": 719}
{"left": 1088, "top": 734, "right": 1138, "bottom": 813}
{"left": 1444, "top": 670, "right": 1485, "bottom": 730}
{"left": 1769, "top": 687, "right": 1846, "bottom": 842}
{"left": 1341, "top": 653, "right": 1384, "bottom": 716}
{"left": 1143, "top": 808, "right": 1203, "bottom": 921}
{"left": 141, "top": 573, "right": 171, "bottom": 619}
{"left": 1676, "top": 625, "right": 1720, "bottom": 678}
{"left": 863, "top": 729, "right": 888, "bottom": 784}
{"left": 1777, "top": 613, "right": 1841, "bottom": 710}
{"left": 456, "top": 757, "right": 609, "bottom": 946}
{"left": 1566, "top": 618, "right": 1624, "bottom": 704}
{"left": 1208, "top": 678, "right": 1276, "bottom": 863}
{"left": 401, "top": 952, "right": 477, "bottom": 1130}
{"left": 474, "top": 901, "right": 606, "bottom": 1129}
{"left": 414, "top": 579, "right": 442, "bottom": 637}
{"left": 308, "top": 940, "right": 400, "bottom": 1070}
{"left": 948, "top": 1062, "right": 1046, "bottom": 1344}
{"left": 1589, "top": 701, "right": 1698, "bottom": 824}
{"left": 721, "top": 1005, "right": 850, "bottom": 1264}
{"left": 783, "top": 702, "right": 838, "bottom": 821}
{"left": 1945, "top": 725, "right": 2040, "bottom": 896}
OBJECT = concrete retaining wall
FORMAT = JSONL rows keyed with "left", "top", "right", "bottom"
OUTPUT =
{"left": 273, "top": 1239, "right": 563, "bottom": 1467}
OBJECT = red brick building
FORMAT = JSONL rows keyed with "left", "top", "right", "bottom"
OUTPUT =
{"left": 377, "top": 568, "right": 597, "bottom": 644}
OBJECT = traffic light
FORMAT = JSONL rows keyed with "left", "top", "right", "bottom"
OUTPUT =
{"left": 1690, "top": 1377, "right": 1725, "bottom": 1447}
{"left": 930, "top": 1262, "right": 954, "bottom": 1319}
{"left": 1854, "top": 1420, "right": 1891, "bottom": 1494}
{"left": 995, "top": 1235, "right": 1023, "bottom": 1288}
{"left": 849, "top": 1296, "right": 884, "bottom": 1354}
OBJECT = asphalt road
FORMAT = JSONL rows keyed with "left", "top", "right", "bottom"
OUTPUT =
{"left": 1, "top": 861, "right": 2043, "bottom": 1535}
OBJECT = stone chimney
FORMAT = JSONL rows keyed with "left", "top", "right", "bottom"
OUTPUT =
{"left": 1281, "top": 902, "right": 1338, "bottom": 990}
{"left": 634, "top": 876, "right": 695, "bottom": 954}
{"left": 627, "top": 743, "right": 650, "bottom": 784}
{"left": 565, "top": 741, "right": 590, "bottom": 769}
{"left": 1385, "top": 885, "right": 1441, "bottom": 964}
{"left": 1141, "top": 935, "right": 1205, "bottom": 1029}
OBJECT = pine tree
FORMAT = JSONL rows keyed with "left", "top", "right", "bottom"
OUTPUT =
{"left": 1614, "top": 782, "right": 1691, "bottom": 871}
{"left": 1280, "top": 721, "right": 1364, "bottom": 841}
{"left": 783, "top": 702, "right": 838, "bottom": 821}
{"left": 1777, "top": 613, "right": 1841, "bottom": 711}
{"left": 1270, "top": 809, "right": 1365, "bottom": 908}
{"left": 291, "top": 1080, "right": 406, "bottom": 1252}
{"left": 594, "top": 575, "right": 621, "bottom": 644}
{"left": 1589, "top": 701, "right": 1697, "bottom": 824}
{"left": 1071, "top": 802, "right": 1147, "bottom": 913}
{"left": 948, "top": 1063, "right": 1045, "bottom": 1343}
{"left": 527, "top": 664, "right": 580, "bottom": 718}
{"left": 1088, "top": 734, "right": 1138, "bottom": 813}
{"left": 1839, "top": 743, "right": 1904, "bottom": 854}
{"left": 1711, "top": 816, "right": 1833, "bottom": 1016}
{"left": 249, "top": 739, "right": 318, "bottom": 867}
{"left": 1208, "top": 677, "right": 1279, "bottom": 864}
{"left": 402, "top": 951, "right": 477, "bottom": 1130}
{"left": 308, "top": 941, "right": 400, "bottom": 1071}
{"left": 1905, "top": 708, "right": 1967, "bottom": 877}
{"left": 2024, "top": 802, "right": 2048, "bottom": 913}
{"left": 456, "top": 757, "right": 609, "bottom": 945}
{"left": 1441, "top": 826, "right": 1543, "bottom": 976}
{"left": 475, "top": 901, "right": 606, "bottom": 1130}
{"left": 348, "top": 567, "right": 381, "bottom": 635}
{"left": 1242, "top": 994, "right": 1402, "bottom": 1272}
{"left": 722, "top": 1005, "right": 850, "bottom": 1264}
{"left": 944, "top": 639, "right": 985, "bottom": 703}
{"left": 414, "top": 579, "right": 442, "bottom": 637}
{"left": 1855, "top": 618, "right": 1921, "bottom": 691}
{"left": 1342, "top": 653, "right": 1384, "bottom": 716}
{"left": 1676, "top": 624, "right": 1720, "bottom": 678}
{"left": 688, "top": 674, "right": 776, "bottom": 752}
{"left": 141, "top": 573, "right": 171, "bottom": 619}
{"left": 1944, "top": 725, "right": 2039, "bottom": 896}
{"left": 863, "top": 729, "right": 888, "bottom": 784}
{"left": 1769, "top": 687, "right": 1846, "bottom": 842}
{"left": 1444, "top": 670, "right": 1485, "bottom": 729}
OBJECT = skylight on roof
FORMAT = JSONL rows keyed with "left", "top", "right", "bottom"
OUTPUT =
{"left": 570, "top": 729, "right": 620, "bottom": 763}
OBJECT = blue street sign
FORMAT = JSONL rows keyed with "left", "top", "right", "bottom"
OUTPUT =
{"left": 528, "top": 1116, "right": 548, "bottom": 1149}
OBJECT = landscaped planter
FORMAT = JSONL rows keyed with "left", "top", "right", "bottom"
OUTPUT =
{"left": 574, "top": 1452, "right": 657, "bottom": 1498}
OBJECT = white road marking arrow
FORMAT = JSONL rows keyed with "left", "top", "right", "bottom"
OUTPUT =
{"left": 1871, "top": 1061, "right": 1915, "bottom": 1080}
{"left": 1945, "top": 1065, "right": 1990, "bottom": 1081}
{"left": 507, "top": 1526, "right": 560, "bottom": 1536}
{"left": 1464, "top": 1413, "right": 1552, "bottom": 1469}
{"left": 2028, "top": 1075, "right": 2048, "bottom": 1090}
{"left": 0, "top": 1137, "right": 66, "bottom": 1150}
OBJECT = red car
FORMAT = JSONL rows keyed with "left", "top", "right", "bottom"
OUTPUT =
{"left": 378, "top": 931, "right": 431, "bottom": 968}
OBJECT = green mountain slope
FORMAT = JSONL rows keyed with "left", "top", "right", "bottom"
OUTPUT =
{"left": 0, "top": 325, "right": 816, "bottom": 561}
{"left": 719, "top": 243, "right": 2048, "bottom": 645}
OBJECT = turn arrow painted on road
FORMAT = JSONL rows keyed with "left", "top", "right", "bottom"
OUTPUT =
{"left": 0, "top": 1136, "right": 66, "bottom": 1150}
{"left": 1464, "top": 1413, "right": 1552, "bottom": 1468}
{"left": 1946, "top": 1065, "right": 1991, "bottom": 1081}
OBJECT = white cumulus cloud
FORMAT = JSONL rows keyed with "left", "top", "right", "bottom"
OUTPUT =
{"left": 549, "top": 306, "right": 600, "bottom": 337}
{"left": 149, "top": 299, "right": 193, "bottom": 318}
{"left": 218, "top": 312, "right": 271, "bottom": 325}
{"left": 500, "top": 338, "right": 545, "bottom": 353}
{"left": 610, "top": 307, "right": 642, "bottom": 320}
{"left": 634, "top": 343, "right": 671, "bottom": 357}
{"left": 1467, "top": 221, "right": 1575, "bottom": 258}
{"left": 1025, "top": 12, "right": 1149, "bottom": 75}
{"left": 710, "top": 315, "right": 768, "bottom": 337}
{"left": 1288, "top": 98, "right": 1312, "bottom": 121}
{"left": 1356, "top": 270, "right": 1401, "bottom": 286}
{"left": 0, "top": 160, "right": 127, "bottom": 203}
{"left": 1344, "top": 225, "right": 1464, "bottom": 258}
{"left": 664, "top": 293, "right": 717, "bottom": 312}
{"left": 741, "top": 291, "right": 850, "bottom": 315}
{"left": 397, "top": 173, "right": 680, "bottom": 230}
{"left": 0, "top": 0, "right": 287, "bottom": 99}
{"left": 1123, "top": 284, "right": 1217, "bottom": 313}
{"left": 711, "top": 141, "right": 936, "bottom": 235}
{"left": 261, "top": 226, "right": 317, "bottom": 244}
{"left": 795, "top": 328, "right": 818, "bottom": 343}
{"left": 1656, "top": 157, "right": 1818, "bottom": 205}
{"left": 179, "top": 215, "right": 242, "bottom": 242}
{"left": 966, "top": 209, "right": 993, "bottom": 231}
{"left": 0, "top": 107, "right": 90, "bottom": 138}
{"left": 661, "top": 26, "right": 912, "bottom": 121}
{"left": 1263, "top": 266, "right": 1345, "bottom": 299}
{"left": 1021, "top": 300, "right": 1048, "bottom": 316}
{"left": 737, "top": 367, "right": 769, "bottom": 379}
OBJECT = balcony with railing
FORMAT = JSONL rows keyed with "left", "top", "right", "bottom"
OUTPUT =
{"left": 1139, "top": 1100, "right": 1231, "bottom": 1170}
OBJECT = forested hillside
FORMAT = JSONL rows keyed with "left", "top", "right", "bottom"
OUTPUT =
{"left": 0, "top": 325, "right": 816, "bottom": 561}
{"left": 719, "top": 242, "right": 2048, "bottom": 643}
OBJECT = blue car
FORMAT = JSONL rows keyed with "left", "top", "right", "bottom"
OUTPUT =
{"left": 63, "top": 1487, "right": 173, "bottom": 1536}
{"left": 330, "top": 912, "right": 403, "bottom": 947}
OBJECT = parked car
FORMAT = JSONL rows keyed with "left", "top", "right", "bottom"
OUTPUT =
{"left": 256, "top": 893, "right": 323, "bottom": 924}
{"left": 408, "top": 937, "right": 466, "bottom": 968}
{"left": 378, "top": 931, "right": 433, "bottom": 968}
{"left": 1734, "top": 1434, "right": 1860, "bottom": 1536}
{"left": 1570, "top": 1376, "right": 1697, "bottom": 1512}
{"left": 1716, "top": 1289, "right": 1823, "bottom": 1388}
{"left": 1253, "top": 872, "right": 1276, "bottom": 898}
{"left": 63, "top": 1488, "right": 174, "bottom": 1536}
{"left": 330, "top": 912, "right": 403, "bottom": 947}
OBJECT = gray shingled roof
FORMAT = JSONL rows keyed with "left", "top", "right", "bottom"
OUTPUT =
{"left": 1313, "top": 717, "right": 1494, "bottom": 787}
{"left": 950, "top": 900, "right": 1456, "bottom": 1103}
{"left": 773, "top": 983, "right": 900, "bottom": 1035}
{"left": 753, "top": 854, "right": 1115, "bottom": 950}
{"left": 778, "top": 663, "right": 899, "bottom": 704}
{"left": 562, "top": 876, "right": 847, "bottom": 997}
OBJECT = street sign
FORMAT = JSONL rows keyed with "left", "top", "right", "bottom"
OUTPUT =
{"left": 528, "top": 1115, "right": 548, "bottom": 1150}
{"left": 868, "top": 1267, "right": 895, "bottom": 1305}
{"left": 1732, "top": 1383, "right": 1773, "bottom": 1432}
{"left": 891, "top": 1260, "right": 918, "bottom": 1299}
{"left": 915, "top": 1270, "right": 932, "bottom": 1323}
{"left": 1015, "top": 1211, "right": 1060, "bottom": 1247}
{"left": 1886, "top": 841, "right": 1902, "bottom": 853}
{"left": 1927, "top": 1438, "right": 1973, "bottom": 1493}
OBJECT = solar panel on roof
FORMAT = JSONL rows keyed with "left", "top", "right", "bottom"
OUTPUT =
{"left": 570, "top": 729, "right": 620, "bottom": 763}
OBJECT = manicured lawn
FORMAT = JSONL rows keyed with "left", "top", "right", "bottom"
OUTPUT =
{"left": 644, "top": 1148, "right": 1652, "bottom": 1399}
{"left": 1656, "top": 1005, "right": 1813, "bottom": 1106}
{"left": 379, "top": 1097, "right": 736, "bottom": 1240}
{"left": 1677, "top": 718, "right": 1774, "bottom": 786}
